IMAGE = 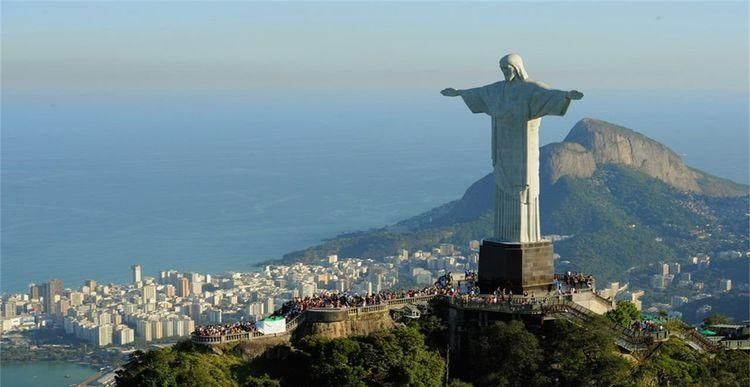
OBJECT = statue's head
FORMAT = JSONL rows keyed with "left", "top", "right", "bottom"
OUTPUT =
{"left": 499, "top": 53, "right": 528, "bottom": 82}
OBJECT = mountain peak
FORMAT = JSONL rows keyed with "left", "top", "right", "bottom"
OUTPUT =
{"left": 542, "top": 118, "right": 747, "bottom": 197}
{"left": 567, "top": 118, "right": 654, "bottom": 146}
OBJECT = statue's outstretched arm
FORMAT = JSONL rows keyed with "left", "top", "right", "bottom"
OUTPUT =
{"left": 440, "top": 88, "right": 462, "bottom": 97}
{"left": 566, "top": 90, "right": 584, "bottom": 100}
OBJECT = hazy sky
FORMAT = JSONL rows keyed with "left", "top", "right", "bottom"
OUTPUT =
{"left": 2, "top": 2, "right": 749, "bottom": 291}
{"left": 3, "top": 1, "right": 748, "bottom": 93}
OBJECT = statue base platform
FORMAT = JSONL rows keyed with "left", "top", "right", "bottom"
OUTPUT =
{"left": 478, "top": 239, "right": 554, "bottom": 295}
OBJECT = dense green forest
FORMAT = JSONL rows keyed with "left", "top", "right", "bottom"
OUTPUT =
{"left": 116, "top": 316, "right": 749, "bottom": 387}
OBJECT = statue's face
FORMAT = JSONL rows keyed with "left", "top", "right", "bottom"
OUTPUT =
{"left": 501, "top": 64, "right": 516, "bottom": 81}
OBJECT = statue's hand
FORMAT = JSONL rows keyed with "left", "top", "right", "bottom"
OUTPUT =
{"left": 567, "top": 90, "right": 584, "bottom": 100}
{"left": 441, "top": 88, "right": 460, "bottom": 97}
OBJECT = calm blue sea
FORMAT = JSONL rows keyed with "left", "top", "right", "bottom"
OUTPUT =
{"left": 2, "top": 89, "right": 748, "bottom": 293}
{"left": 0, "top": 362, "right": 97, "bottom": 387}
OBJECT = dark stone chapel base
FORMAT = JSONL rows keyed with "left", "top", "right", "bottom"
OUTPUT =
{"left": 478, "top": 239, "right": 554, "bottom": 295}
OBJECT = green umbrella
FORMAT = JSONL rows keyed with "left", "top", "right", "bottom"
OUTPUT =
{"left": 700, "top": 329, "right": 717, "bottom": 336}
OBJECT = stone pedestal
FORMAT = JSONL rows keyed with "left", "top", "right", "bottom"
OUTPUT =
{"left": 478, "top": 239, "right": 554, "bottom": 294}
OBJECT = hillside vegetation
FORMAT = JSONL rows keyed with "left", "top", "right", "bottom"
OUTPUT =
{"left": 116, "top": 317, "right": 749, "bottom": 387}
{"left": 278, "top": 119, "right": 748, "bottom": 284}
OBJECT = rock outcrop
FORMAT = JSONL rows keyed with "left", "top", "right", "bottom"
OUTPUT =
{"left": 540, "top": 141, "right": 596, "bottom": 186}
{"left": 301, "top": 310, "right": 395, "bottom": 340}
{"left": 233, "top": 335, "right": 290, "bottom": 359}
{"left": 541, "top": 118, "right": 747, "bottom": 197}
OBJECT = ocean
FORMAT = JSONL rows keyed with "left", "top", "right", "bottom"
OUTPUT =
{"left": 0, "top": 362, "right": 98, "bottom": 387}
{"left": 2, "top": 89, "right": 748, "bottom": 293}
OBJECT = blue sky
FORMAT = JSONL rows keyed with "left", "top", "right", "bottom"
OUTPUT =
{"left": 3, "top": 1, "right": 748, "bottom": 93}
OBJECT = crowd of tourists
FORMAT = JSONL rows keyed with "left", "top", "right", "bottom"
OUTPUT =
{"left": 555, "top": 272, "right": 594, "bottom": 291}
{"left": 274, "top": 271, "right": 480, "bottom": 320}
{"left": 631, "top": 319, "right": 665, "bottom": 333}
{"left": 193, "top": 321, "right": 257, "bottom": 337}
{"left": 452, "top": 286, "right": 558, "bottom": 307}
{"left": 193, "top": 278, "right": 461, "bottom": 337}
{"left": 273, "top": 282, "right": 458, "bottom": 322}
{"left": 193, "top": 270, "right": 597, "bottom": 337}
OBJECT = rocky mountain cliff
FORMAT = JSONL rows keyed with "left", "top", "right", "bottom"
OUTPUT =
{"left": 280, "top": 118, "right": 748, "bottom": 283}
{"left": 543, "top": 118, "right": 746, "bottom": 196}
{"left": 396, "top": 118, "right": 746, "bottom": 232}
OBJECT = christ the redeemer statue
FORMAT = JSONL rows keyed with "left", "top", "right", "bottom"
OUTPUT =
{"left": 442, "top": 53, "right": 583, "bottom": 243}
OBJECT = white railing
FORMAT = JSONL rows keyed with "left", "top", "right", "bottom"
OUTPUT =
{"left": 720, "top": 340, "right": 750, "bottom": 350}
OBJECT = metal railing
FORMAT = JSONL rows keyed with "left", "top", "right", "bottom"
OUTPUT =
{"left": 668, "top": 319, "right": 721, "bottom": 352}
{"left": 286, "top": 314, "right": 305, "bottom": 331}
{"left": 719, "top": 340, "right": 750, "bottom": 350}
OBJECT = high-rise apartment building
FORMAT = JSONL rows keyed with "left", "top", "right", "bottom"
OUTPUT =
{"left": 56, "top": 299, "right": 71, "bottom": 319}
{"left": 142, "top": 285, "right": 157, "bottom": 304}
{"left": 44, "top": 279, "right": 63, "bottom": 315}
{"left": 28, "top": 284, "right": 41, "bottom": 300}
{"left": 2, "top": 300, "right": 17, "bottom": 319}
{"left": 114, "top": 325, "right": 135, "bottom": 345}
{"left": 85, "top": 279, "right": 98, "bottom": 292}
{"left": 177, "top": 277, "right": 190, "bottom": 298}
{"left": 189, "top": 302, "right": 203, "bottom": 322}
{"left": 131, "top": 265, "right": 142, "bottom": 285}
{"left": 159, "top": 271, "right": 168, "bottom": 284}
{"left": 70, "top": 292, "right": 84, "bottom": 306}
{"left": 190, "top": 281, "right": 203, "bottom": 296}
{"left": 165, "top": 284, "right": 175, "bottom": 298}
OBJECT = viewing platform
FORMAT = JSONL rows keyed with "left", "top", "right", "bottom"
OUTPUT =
{"left": 191, "top": 313, "right": 305, "bottom": 345}
{"left": 189, "top": 291, "right": 599, "bottom": 345}
{"left": 190, "top": 294, "right": 437, "bottom": 345}
{"left": 189, "top": 281, "right": 742, "bottom": 356}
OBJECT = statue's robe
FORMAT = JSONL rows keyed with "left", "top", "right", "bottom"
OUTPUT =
{"left": 460, "top": 80, "right": 570, "bottom": 243}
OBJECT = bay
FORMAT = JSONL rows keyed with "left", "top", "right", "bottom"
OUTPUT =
{"left": 0, "top": 362, "right": 98, "bottom": 387}
{"left": 2, "top": 89, "right": 747, "bottom": 293}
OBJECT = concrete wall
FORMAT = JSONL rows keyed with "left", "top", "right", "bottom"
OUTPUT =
{"left": 305, "top": 309, "right": 350, "bottom": 323}
{"left": 571, "top": 292, "right": 613, "bottom": 315}
{"left": 301, "top": 309, "right": 394, "bottom": 340}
